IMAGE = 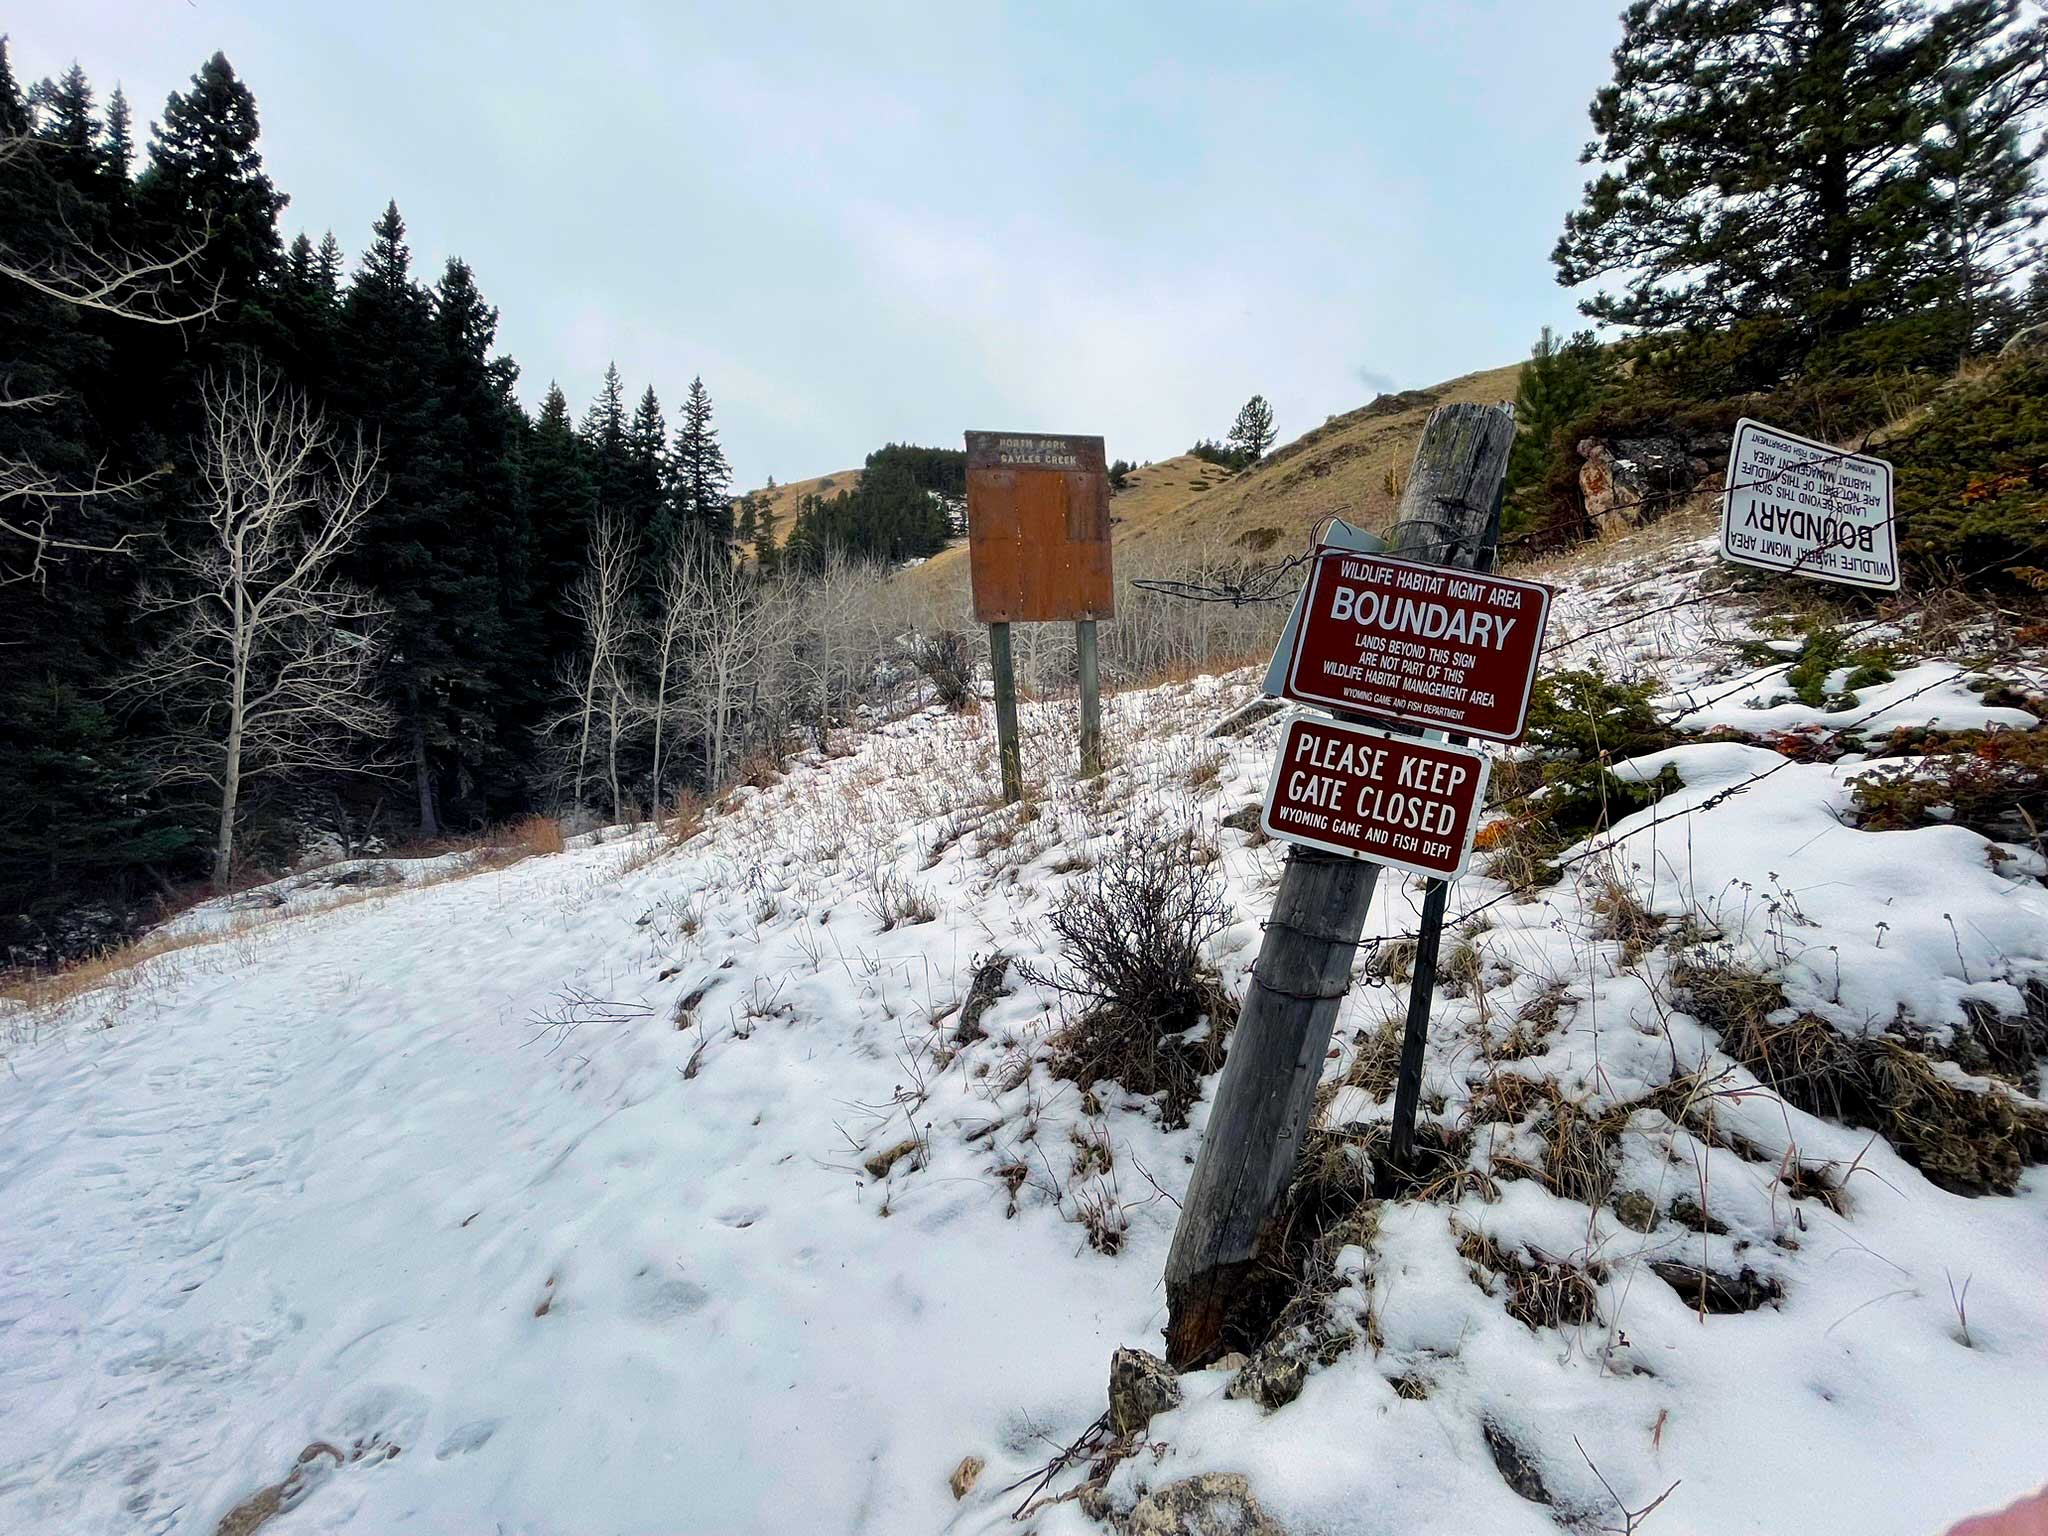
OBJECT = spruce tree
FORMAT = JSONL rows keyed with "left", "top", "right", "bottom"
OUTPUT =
{"left": 669, "top": 375, "right": 732, "bottom": 555}
{"left": 138, "top": 52, "right": 286, "bottom": 336}
{"left": 337, "top": 202, "right": 462, "bottom": 834}
{"left": 430, "top": 256, "right": 536, "bottom": 814}
{"left": 526, "top": 381, "right": 598, "bottom": 668}
{"left": 625, "top": 384, "right": 668, "bottom": 554}
{"left": 1554, "top": 0, "right": 2047, "bottom": 374}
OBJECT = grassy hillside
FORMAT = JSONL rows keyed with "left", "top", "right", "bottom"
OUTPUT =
{"left": 897, "top": 361, "right": 1523, "bottom": 613}
{"left": 745, "top": 467, "right": 865, "bottom": 550}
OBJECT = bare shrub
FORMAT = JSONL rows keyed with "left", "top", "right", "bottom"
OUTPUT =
{"left": 1023, "top": 824, "right": 1237, "bottom": 1126}
{"left": 910, "top": 628, "right": 978, "bottom": 711}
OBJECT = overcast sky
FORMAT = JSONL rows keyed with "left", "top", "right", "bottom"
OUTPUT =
{"left": 18, "top": 2, "right": 1623, "bottom": 489}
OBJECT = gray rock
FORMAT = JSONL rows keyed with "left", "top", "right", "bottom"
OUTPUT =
{"left": 1225, "top": 1349, "right": 1307, "bottom": 1412}
{"left": 1109, "top": 1346, "right": 1182, "bottom": 1437}
{"left": 1127, "top": 1472, "right": 1285, "bottom": 1536}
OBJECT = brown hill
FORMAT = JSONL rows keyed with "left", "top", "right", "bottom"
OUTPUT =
{"left": 896, "top": 361, "right": 1522, "bottom": 614}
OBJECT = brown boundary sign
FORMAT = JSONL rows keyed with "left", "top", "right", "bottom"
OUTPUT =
{"left": 964, "top": 431, "right": 1113, "bottom": 624}
{"left": 1280, "top": 548, "right": 1551, "bottom": 743}
{"left": 1260, "top": 713, "right": 1492, "bottom": 881}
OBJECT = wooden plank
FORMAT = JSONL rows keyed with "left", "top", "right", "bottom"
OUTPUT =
{"left": 1162, "top": 401, "right": 1514, "bottom": 1367}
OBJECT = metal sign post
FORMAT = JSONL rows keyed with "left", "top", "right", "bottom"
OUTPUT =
{"left": 964, "top": 431, "right": 1115, "bottom": 799}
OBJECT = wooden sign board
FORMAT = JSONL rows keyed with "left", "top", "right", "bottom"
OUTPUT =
{"left": 1278, "top": 549, "right": 1552, "bottom": 743}
{"left": 1260, "top": 713, "right": 1491, "bottom": 881}
{"left": 1720, "top": 417, "right": 1898, "bottom": 590}
{"left": 964, "top": 431, "right": 1113, "bottom": 624}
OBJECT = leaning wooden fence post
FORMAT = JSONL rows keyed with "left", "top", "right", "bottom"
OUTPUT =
{"left": 989, "top": 620, "right": 1024, "bottom": 804}
{"left": 1162, "top": 402, "right": 1515, "bottom": 1368}
{"left": 1076, "top": 617, "right": 1103, "bottom": 777}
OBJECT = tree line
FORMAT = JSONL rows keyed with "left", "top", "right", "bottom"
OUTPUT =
{"left": 0, "top": 45, "right": 929, "bottom": 951}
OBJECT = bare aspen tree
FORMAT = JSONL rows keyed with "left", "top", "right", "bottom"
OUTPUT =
{"left": 119, "top": 364, "right": 389, "bottom": 890}
{"left": 645, "top": 548, "right": 694, "bottom": 811}
{"left": 563, "top": 512, "right": 637, "bottom": 817}
{"left": 676, "top": 553, "right": 786, "bottom": 793}
{"left": 1, "top": 129, "right": 217, "bottom": 584}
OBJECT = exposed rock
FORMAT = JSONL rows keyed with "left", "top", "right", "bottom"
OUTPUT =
{"left": 1649, "top": 1261, "right": 1784, "bottom": 1313}
{"left": 1127, "top": 1472, "right": 1285, "bottom": 1536}
{"left": 1577, "top": 434, "right": 1716, "bottom": 527}
{"left": 1109, "top": 1346, "right": 1182, "bottom": 1436}
{"left": 862, "top": 1138, "right": 922, "bottom": 1180}
{"left": 1483, "top": 1421, "right": 1553, "bottom": 1505}
{"left": 1226, "top": 1348, "right": 1308, "bottom": 1412}
{"left": 948, "top": 1454, "right": 984, "bottom": 1500}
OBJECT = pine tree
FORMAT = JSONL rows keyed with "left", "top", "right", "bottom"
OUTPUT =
{"left": 1912, "top": 3, "right": 2048, "bottom": 359}
{"left": 669, "top": 375, "right": 732, "bottom": 556}
{"left": 429, "top": 255, "right": 536, "bottom": 815}
{"left": 101, "top": 85, "right": 133, "bottom": 203}
{"left": 624, "top": 384, "right": 668, "bottom": 555}
{"left": 337, "top": 201, "right": 461, "bottom": 834}
{"left": 1227, "top": 394, "right": 1276, "bottom": 463}
{"left": 578, "top": 362, "right": 632, "bottom": 526}
{"left": 138, "top": 52, "right": 287, "bottom": 336}
{"left": 1503, "top": 327, "right": 1617, "bottom": 530}
{"left": 1554, "top": 0, "right": 2047, "bottom": 374}
{"left": 526, "top": 381, "right": 598, "bottom": 669}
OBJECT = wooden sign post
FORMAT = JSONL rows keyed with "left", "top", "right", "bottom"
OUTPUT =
{"left": 1162, "top": 402, "right": 1517, "bottom": 1368}
{"left": 964, "top": 432, "right": 1115, "bottom": 799}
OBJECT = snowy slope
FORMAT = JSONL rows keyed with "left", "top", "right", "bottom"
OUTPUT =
{"left": 2, "top": 529, "right": 2046, "bottom": 1536}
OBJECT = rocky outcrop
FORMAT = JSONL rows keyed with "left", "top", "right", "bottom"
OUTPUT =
{"left": 1577, "top": 430, "right": 1724, "bottom": 527}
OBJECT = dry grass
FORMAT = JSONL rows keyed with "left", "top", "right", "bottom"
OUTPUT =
{"left": 1675, "top": 954, "right": 2048, "bottom": 1196}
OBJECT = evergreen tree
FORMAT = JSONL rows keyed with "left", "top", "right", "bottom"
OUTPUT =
{"left": 1503, "top": 327, "right": 1617, "bottom": 529}
{"left": 101, "top": 85, "right": 133, "bottom": 203}
{"left": 138, "top": 52, "right": 287, "bottom": 339}
{"left": 578, "top": 361, "right": 632, "bottom": 528}
{"left": 336, "top": 201, "right": 466, "bottom": 834}
{"left": 624, "top": 383, "right": 668, "bottom": 555}
{"left": 1554, "top": 0, "right": 2048, "bottom": 374}
{"left": 1912, "top": 3, "right": 2048, "bottom": 358}
{"left": 668, "top": 375, "right": 732, "bottom": 555}
{"left": 526, "top": 381, "right": 598, "bottom": 669}
{"left": 1227, "top": 394, "right": 1276, "bottom": 463}
{"left": 429, "top": 255, "right": 536, "bottom": 815}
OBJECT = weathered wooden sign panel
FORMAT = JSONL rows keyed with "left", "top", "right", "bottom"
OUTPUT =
{"left": 1260, "top": 713, "right": 1491, "bottom": 881}
{"left": 1720, "top": 417, "right": 1898, "bottom": 590}
{"left": 1279, "top": 549, "right": 1551, "bottom": 743}
{"left": 964, "top": 431, "right": 1113, "bottom": 623}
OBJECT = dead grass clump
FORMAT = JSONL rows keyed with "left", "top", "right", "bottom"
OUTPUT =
{"left": 1023, "top": 825, "right": 1238, "bottom": 1128}
{"left": 508, "top": 814, "right": 566, "bottom": 856}
{"left": 1343, "top": 1015, "right": 1404, "bottom": 1100}
{"left": 1458, "top": 1224, "right": 1605, "bottom": 1331}
{"left": 1484, "top": 1082, "right": 1631, "bottom": 1207}
{"left": 1678, "top": 956, "right": 2048, "bottom": 1196}
{"left": 1590, "top": 878, "right": 1663, "bottom": 963}
{"left": 1494, "top": 983, "right": 1571, "bottom": 1058}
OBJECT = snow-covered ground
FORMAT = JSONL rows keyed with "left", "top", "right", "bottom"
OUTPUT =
{"left": 2, "top": 529, "right": 2045, "bottom": 1535}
